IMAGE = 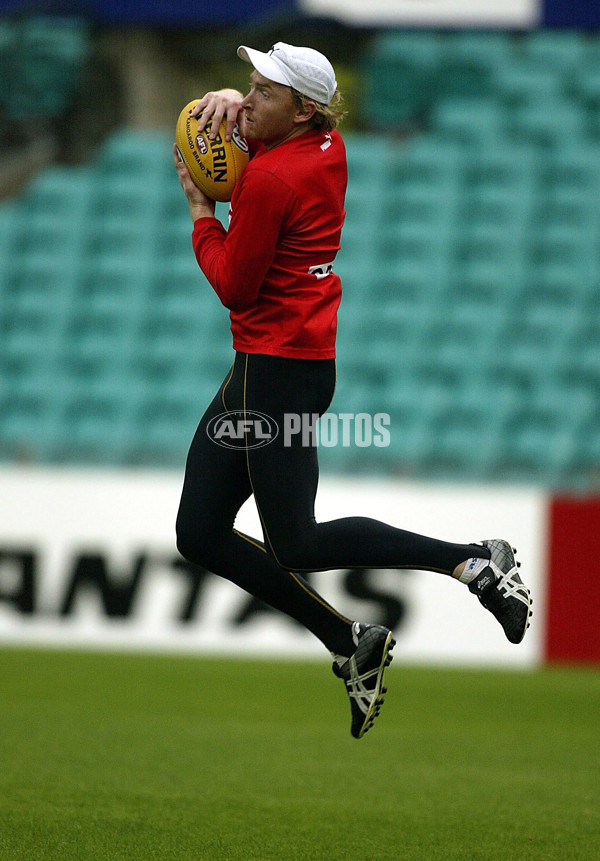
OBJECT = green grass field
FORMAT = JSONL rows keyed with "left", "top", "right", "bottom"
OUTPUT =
{"left": 0, "top": 649, "right": 598, "bottom": 861}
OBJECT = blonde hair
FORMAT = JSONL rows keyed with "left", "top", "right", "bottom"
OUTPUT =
{"left": 291, "top": 88, "right": 346, "bottom": 131}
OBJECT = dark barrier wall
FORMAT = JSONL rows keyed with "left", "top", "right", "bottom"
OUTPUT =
{"left": 1, "top": 0, "right": 599, "bottom": 26}
{"left": 544, "top": 0, "right": 600, "bottom": 27}
{"left": 0, "top": 0, "right": 295, "bottom": 24}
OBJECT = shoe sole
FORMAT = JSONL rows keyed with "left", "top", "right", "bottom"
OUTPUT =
{"left": 508, "top": 549, "right": 533, "bottom": 644}
{"left": 355, "top": 630, "right": 396, "bottom": 739}
{"left": 512, "top": 546, "right": 533, "bottom": 644}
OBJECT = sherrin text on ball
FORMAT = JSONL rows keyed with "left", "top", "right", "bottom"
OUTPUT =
{"left": 175, "top": 100, "right": 249, "bottom": 202}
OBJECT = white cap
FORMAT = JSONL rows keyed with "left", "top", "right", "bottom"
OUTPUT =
{"left": 237, "top": 42, "right": 337, "bottom": 105}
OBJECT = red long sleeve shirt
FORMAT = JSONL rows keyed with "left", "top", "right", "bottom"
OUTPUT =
{"left": 191, "top": 128, "right": 347, "bottom": 359}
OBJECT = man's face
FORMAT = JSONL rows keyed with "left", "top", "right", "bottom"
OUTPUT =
{"left": 241, "top": 71, "right": 300, "bottom": 148}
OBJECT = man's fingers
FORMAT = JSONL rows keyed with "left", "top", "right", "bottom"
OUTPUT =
{"left": 191, "top": 96, "right": 216, "bottom": 135}
{"left": 173, "top": 143, "right": 194, "bottom": 191}
{"left": 190, "top": 95, "right": 209, "bottom": 121}
{"left": 224, "top": 105, "right": 246, "bottom": 142}
{"left": 189, "top": 92, "right": 245, "bottom": 142}
{"left": 186, "top": 90, "right": 246, "bottom": 143}
{"left": 190, "top": 94, "right": 224, "bottom": 139}
{"left": 205, "top": 103, "right": 226, "bottom": 139}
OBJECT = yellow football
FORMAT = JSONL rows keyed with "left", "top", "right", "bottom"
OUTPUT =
{"left": 175, "top": 100, "right": 249, "bottom": 202}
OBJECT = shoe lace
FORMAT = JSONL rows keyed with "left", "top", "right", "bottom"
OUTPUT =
{"left": 345, "top": 658, "right": 381, "bottom": 717}
{"left": 496, "top": 570, "right": 530, "bottom": 606}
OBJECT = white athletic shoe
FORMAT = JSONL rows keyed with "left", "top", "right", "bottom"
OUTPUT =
{"left": 468, "top": 539, "right": 532, "bottom": 644}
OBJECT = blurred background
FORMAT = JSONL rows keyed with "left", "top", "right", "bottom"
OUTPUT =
{"left": 0, "top": 0, "right": 599, "bottom": 664}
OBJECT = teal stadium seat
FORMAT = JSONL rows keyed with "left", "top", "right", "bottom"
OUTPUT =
{"left": 511, "top": 101, "right": 587, "bottom": 149}
{"left": 58, "top": 388, "right": 133, "bottom": 464}
{"left": 540, "top": 146, "right": 600, "bottom": 198}
{"left": 430, "top": 98, "right": 505, "bottom": 145}
{"left": 575, "top": 68, "right": 600, "bottom": 139}
{"left": 493, "top": 62, "right": 566, "bottom": 108}
{"left": 361, "top": 31, "right": 444, "bottom": 127}
{"left": 95, "top": 129, "right": 172, "bottom": 176}
{"left": 521, "top": 29, "right": 587, "bottom": 70}
{"left": 21, "top": 168, "right": 95, "bottom": 231}
{"left": 0, "top": 16, "right": 90, "bottom": 121}
{"left": 387, "top": 136, "right": 464, "bottom": 187}
{"left": 444, "top": 30, "right": 512, "bottom": 67}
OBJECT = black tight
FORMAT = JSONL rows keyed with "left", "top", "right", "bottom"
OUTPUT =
{"left": 176, "top": 352, "right": 487, "bottom": 656}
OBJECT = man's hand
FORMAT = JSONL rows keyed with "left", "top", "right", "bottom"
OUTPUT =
{"left": 173, "top": 144, "right": 216, "bottom": 222}
{"left": 190, "top": 88, "right": 245, "bottom": 142}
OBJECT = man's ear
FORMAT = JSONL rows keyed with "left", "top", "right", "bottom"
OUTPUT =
{"left": 293, "top": 101, "right": 317, "bottom": 125}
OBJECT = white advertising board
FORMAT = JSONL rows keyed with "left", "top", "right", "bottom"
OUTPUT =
{"left": 300, "top": 0, "right": 539, "bottom": 27}
{"left": 0, "top": 466, "right": 545, "bottom": 666}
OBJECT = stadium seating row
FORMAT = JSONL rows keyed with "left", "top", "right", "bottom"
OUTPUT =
{"left": 361, "top": 28, "right": 600, "bottom": 137}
